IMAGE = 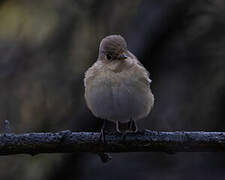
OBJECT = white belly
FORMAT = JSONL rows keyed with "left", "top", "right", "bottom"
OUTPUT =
{"left": 85, "top": 76, "right": 154, "bottom": 123}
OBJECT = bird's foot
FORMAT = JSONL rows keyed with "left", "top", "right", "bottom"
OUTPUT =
{"left": 141, "top": 129, "right": 155, "bottom": 133}
{"left": 128, "top": 120, "right": 139, "bottom": 133}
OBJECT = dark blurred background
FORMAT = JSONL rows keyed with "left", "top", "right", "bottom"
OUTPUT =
{"left": 0, "top": 0, "right": 225, "bottom": 179}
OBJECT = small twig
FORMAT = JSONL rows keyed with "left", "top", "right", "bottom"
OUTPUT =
{"left": 97, "top": 152, "right": 112, "bottom": 163}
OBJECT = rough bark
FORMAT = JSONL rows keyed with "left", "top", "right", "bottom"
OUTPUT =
{"left": 0, "top": 130, "right": 225, "bottom": 156}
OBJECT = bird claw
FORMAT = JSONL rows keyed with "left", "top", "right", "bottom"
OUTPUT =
{"left": 128, "top": 120, "right": 138, "bottom": 133}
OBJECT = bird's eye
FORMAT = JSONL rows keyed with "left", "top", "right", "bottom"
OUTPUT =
{"left": 106, "top": 54, "right": 112, "bottom": 60}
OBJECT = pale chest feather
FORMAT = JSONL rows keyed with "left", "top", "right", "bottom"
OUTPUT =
{"left": 84, "top": 59, "right": 151, "bottom": 89}
{"left": 84, "top": 60, "right": 154, "bottom": 122}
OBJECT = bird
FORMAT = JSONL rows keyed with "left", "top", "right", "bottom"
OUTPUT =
{"left": 84, "top": 35, "right": 154, "bottom": 141}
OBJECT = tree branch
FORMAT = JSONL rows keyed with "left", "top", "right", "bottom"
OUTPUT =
{"left": 0, "top": 130, "right": 225, "bottom": 156}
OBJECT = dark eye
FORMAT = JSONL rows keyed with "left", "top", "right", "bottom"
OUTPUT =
{"left": 106, "top": 54, "right": 112, "bottom": 60}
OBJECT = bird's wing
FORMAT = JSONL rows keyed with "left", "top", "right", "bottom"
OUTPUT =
{"left": 84, "top": 61, "right": 101, "bottom": 87}
{"left": 128, "top": 51, "right": 152, "bottom": 85}
{"left": 135, "top": 60, "right": 152, "bottom": 84}
{"left": 84, "top": 63, "right": 96, "bottom": 87}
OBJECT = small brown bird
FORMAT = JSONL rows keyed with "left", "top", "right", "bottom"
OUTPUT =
{"left": 84, "top": 35, "right": 154, "bottom": 140}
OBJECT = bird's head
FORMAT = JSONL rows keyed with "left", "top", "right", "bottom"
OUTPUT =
{"left": 98, "top": 35, "right": 128, "bottom": 61}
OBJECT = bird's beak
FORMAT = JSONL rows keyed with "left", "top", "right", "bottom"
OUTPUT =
{"left": 118, "top": 53, "right": 127, "bottom": 60}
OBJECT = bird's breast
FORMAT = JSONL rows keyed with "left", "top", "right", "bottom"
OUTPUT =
{"left": 85, "top": 69, "right": 154, "bottom": 122}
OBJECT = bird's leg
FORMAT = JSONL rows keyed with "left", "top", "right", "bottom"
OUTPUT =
{"left": 116, "top": 120, "right": 121, "bottom": 133}
{"left": 122, "top": 119, "right": 134, "bottom": 141}
{"left": 133, "top": 120, "right": 138, "bottom": 133}
{"left": 128, "top": 120, "right": 133, "bottom": 132}
{"left": 116, "top": 121, "right": 128, "bottom": 141}
{"left": 100, "top": 120, "right": 106, "bottom": 143}
{"left": 129, "top": 119, "right": 138, "bottom": 132}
